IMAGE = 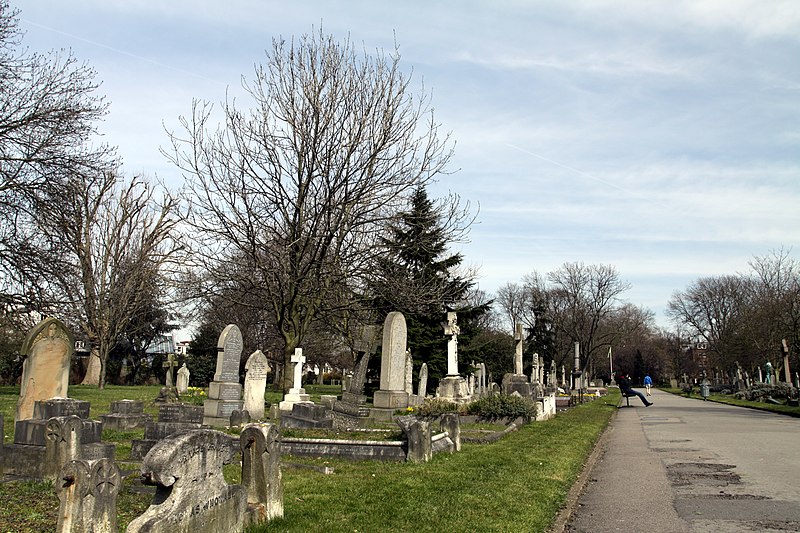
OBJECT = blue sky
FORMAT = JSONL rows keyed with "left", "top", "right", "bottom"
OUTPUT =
{"left": 13, "top": 0, "right": 800, "bottom": 329}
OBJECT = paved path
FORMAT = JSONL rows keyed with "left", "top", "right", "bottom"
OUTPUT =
{"left": 563, "top": 388, "right": 800, "bottom": 532}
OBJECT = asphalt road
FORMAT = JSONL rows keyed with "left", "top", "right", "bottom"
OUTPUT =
{"left": 563, "top": 388, "right": 800, "bottom": 533}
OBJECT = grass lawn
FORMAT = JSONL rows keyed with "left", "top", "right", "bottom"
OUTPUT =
{"left": 0, "top": 385, "right": 620, "bottom": 532}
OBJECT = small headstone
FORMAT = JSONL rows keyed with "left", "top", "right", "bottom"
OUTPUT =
{"left": 16, "top": 318, "right": 74, "bottom": 421}
{"left": 241, "top": 423, "right": 283, "bottom": 524}
{"left": 130, "top": 404, "right": 205, "bottom": 460}
{"left": 404, "top": 350, "right": 414, "bottom": 395}
{"left": 176, "top": 363, "right": 190, "bottom": 395}
{"left": 230, "top": 409, "right": 252, "bottom": 427}
{"left": 56, "top": 458, "right": 121, "bottom": 533}
{"left": 243, "top": 350, "right": 270, "bottom": 420}
{"left": 127, "top": 429, "right": 246, "bottom": 533}
{"left": 418, "top": 363, "right": 428, "bottom": 398}
{"left": 396, "top": 415, "right": 431, "bottom": 463}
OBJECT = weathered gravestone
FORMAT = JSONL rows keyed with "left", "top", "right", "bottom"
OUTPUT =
{"left": 7, "top": 398, "right": 113, "bottom": 481}
{"left": 16, "top": 317, "right": 74, "bottom": 422}
{"left": 203, "top": 324, "right": 244, "bottom": 426}
{"left": 127, "top": 429, "right": 246, "bottom": 533}
{"left": 80, "top": 351, "right": 102, "bottom": 386}
{"left": 395, "top": 415, "right": 432, "bottom": 463}
{"left": 176, "top": 363, "right": 190, "bottom": 395}
{"left": 333, "top": 326, "right": 377, "bottom": 422}
{"left": 243, "top": 350, "right": 270, "bottom": 420}
{"left": 240, "top": 423, "right": 283, "bottom": 524}
{"left": 163, "top": 353, "right": 178, "bottom": 388}
{"left": 418, "top": 363, "right": 429, "bottom": 399}
{"left": 130, "top": 403, "right": 204, "bottom": 460}
{"left": 56, "top": 457, "right": 121, "bottom": 533}
{"left": 373, "top": 312, "right": 410, "bottom": 410}
{"left": 99, "top": 399, "right": 152, "bottom": 431}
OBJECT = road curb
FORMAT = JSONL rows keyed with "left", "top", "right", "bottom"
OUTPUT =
{"left": 548, "top": 406, "right": 617, "bottom": 533}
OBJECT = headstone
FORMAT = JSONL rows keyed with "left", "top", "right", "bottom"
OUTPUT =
{"left": 176, "top": 363, "right": 190, "bottom": 395}
{"left": 56, "top": 458, "right": 121, "bottom": 533}
{"left": 243, "top": 350, "right": 271, "bottom": 420}
{"left": 278, "top": 348, "right": 311, "bottom": 411}
{"left": 439, "top": 413, "right": 461, "bottom": 452}
{"left": 404, "top": 350, "right": 414, "bottom": 395}
{"left": 16, "top": 318, "right": 74, "bottom": 422}
{"left": 758, "top": 367, "right": 763, "bottom": 383}
{"left": 127, "top": 429, "right": 246, "bottom": 533}
{"left": 348, "top": 325, "right": 379, "bottom": 395}
{"left": 80, "top": 351, "right": 102, "bottom": 386}
{"left": 373, "top": 312, "right": 410, "bottom": 409}
{"left": 396, "top": 415, "right": 432, "bottom": 463}
{"left": 203, "top": 324, "right": 244, "bottom": 426}
{"left": 240, "top": 423, "right": 283, "bottom": 525}
{"left": 230, "top": 409, "right": 252, "bottom": 427}
{"left": 418, "top": 363, "right": 428, "bottom": 398}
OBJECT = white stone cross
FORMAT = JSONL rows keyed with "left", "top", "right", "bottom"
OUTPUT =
{"left": 290, "top": 348, "right": 306, "bottom": 391}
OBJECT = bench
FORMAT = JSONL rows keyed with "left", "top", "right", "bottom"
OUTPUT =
{"left": 620, "top": 391, "right": 636, "bottom": 408}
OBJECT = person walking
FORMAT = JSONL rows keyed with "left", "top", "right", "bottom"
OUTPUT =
{"left": 644, "top": 374, "right": 653, "bottom": 396}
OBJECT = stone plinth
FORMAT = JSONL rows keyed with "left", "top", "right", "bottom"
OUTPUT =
{"left": 502, "top": 373, "right": 532, "bottom": 397}
{"left": 130, "top": 404, "right": 205, "bottom": 460}
{"left": 436, "top": 376, "right": 472, "bottom": 403}
{"left": 99, "top": 399, "right": 152, "bottom": 431}
{"left": 372, "top": 390, "right": 410, "bottom": 410}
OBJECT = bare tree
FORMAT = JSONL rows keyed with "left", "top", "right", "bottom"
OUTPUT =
{"left": 165, "top": 30, "right": 454, "bottom": 391}
{"left": 38, "top": 172, "right": 181, "bottom": 388}
{"left": 0, "top": 2, "right": 115, "bottom": 311}
{"left": 666, "top": 275, "right": 746, "bottom": 371}
{"left": 547, "top": 262, "right": 631, "bottom": 377}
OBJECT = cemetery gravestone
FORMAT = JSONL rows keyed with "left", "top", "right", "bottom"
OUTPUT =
{"left": 418, "top": 363, "right": 428, "bottom": 399}
{"left": 243, "top": 350, "right": 270, "bottom": 420}
{"left": 203, "top": 324, "right": 245, "bottom": 426}
{"left": 241, "top": 423, "right": 283, "bottom": 524}
{"left": 127, "top": 429, "right": 246, "bottom": 533}
{"left": 56, "top": 458, "right": 121, "bottom": 533}
{"left": 16, "top": 317, "right": 74, "bottom": 422}
{"left": 176, "top": 363, "right": 190, "bottom": 395}
{"left": 373, "top": 312, "right": 410, "bottom": 409}
{"left": 80, "top": 351, "right": 102, "bottom": 386}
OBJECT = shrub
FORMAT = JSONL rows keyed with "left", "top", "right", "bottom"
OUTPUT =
{"left": 411, "top": 397, "right": 463, "bottom": 418}
{"left": 466, "top": 394, "right": 538, "bottom": 422}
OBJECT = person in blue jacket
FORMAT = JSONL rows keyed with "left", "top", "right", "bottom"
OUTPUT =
{"left": 644, "top": 374, "right": 653, "bottom": 396}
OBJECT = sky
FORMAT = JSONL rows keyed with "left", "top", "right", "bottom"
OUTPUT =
{"left": 11, "top": 0, "right": 800, "bottom": 330}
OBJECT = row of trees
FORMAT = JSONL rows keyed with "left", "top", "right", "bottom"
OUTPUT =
{"left": 1, "top": 1, "right": 796, "bottom": 391}
{"left": 668, "top": 248, "right": 800, "bottom": 381}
